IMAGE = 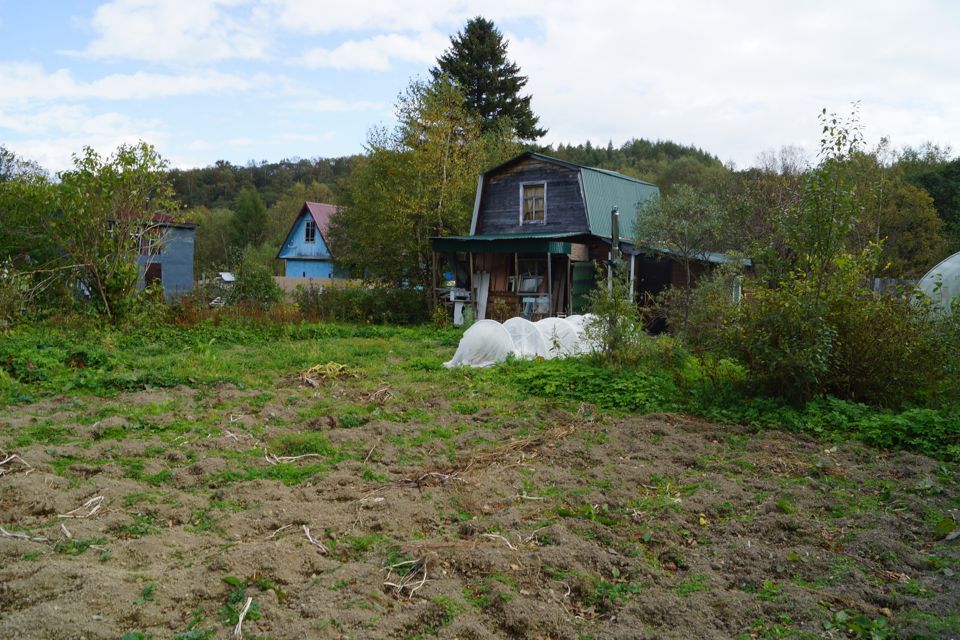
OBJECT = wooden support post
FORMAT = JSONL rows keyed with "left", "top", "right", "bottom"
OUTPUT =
{"left": 567, "top": 257, "right": 573, "bottom": 314}
{"left": 468, "top": 252, "right": 475, "bottom": 318}
{"left": 514, "top": 252, "right": 520, "bottom": 315}
{"left": 629, "top": 253, "right": 636, "bottom": 302}
{"left": 546, "top": 251, "right": 553, "bottom": 316}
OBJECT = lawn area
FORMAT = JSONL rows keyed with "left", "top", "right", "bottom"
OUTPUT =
{"left": 0, "top": 321, "right": 957, "bottom": 639}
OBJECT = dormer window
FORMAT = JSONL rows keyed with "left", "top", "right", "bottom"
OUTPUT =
{"left": 521, "top": 183, "right": 546, "bottom": 224}
{"left": 305, "top": 219, "right": 316, "bottom": 243}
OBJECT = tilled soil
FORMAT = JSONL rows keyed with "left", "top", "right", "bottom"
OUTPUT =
{"left": 0, "top": 385, "right": 957, "bottom": 639}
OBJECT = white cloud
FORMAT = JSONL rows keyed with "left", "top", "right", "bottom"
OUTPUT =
{"left": 501, "top": 0, "right": 960, "bottom": 164}
{"left": 5, "top": 0, "right": 960, "bottom": 170}
{"left": 69, "top": 0, "right": 267, "bottom": 64}
{"left": 1, "top": 105, "right": 166, "bottom": 171}
{"left": 0, "top": 63, "right": 259, "bottom": 103}
{"left": 300, "top": 33, "right": 446, "bottom": 71}
{"left": 266, "top": 0, "right": 469, "bottom": 34}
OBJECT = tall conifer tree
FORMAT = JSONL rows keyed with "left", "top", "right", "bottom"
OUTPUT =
{"left": 432, "top": 17, "right": 546, "bottom": 142}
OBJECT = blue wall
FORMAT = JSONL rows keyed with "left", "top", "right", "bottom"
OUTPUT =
{"left": 285, "top": 259, "right": 337, "bottom": 279}
{"left": 137, "top": 226, "right": 195, "bottom": 300}
{"left": 278, "top": 212, "right": 331, "bottom": 259}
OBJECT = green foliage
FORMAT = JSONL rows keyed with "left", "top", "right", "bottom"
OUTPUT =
{"left": 56, "top": 142, "right": 181, "bottom": 321}
{"left": 584, "top": 262, "right": 645, "bottom": 366}
{"left": 328, "top": 77, "right": 518, "bottom": 289}
{"left": 190, "top": 206, "right": 235, "bottom": 274}
{"left": 675, "top": 573, "right": 709, "bottom": 597}
{"left": 545, "top": 138, "right": 725, "bottom": 191}
{"left": 499, "top": 356, "right": 959, "bottom": 460}
{"left": 134, "top": 582, "right": 157, "bottom": 605}
{"left": 500, "top": 357, "right": 679, "bottom": 414}
{"left": 673, "top": 108, "right": 960, "bottom": 407}
{"left": 0, "top": 262, "right": 31, "bottom": 329}
{"left": 581, "top": 577, "right": 642, "bottom": 612}
{"left": 636, "top": 185, "right": 726, "bottom": 288}
{"left": 229, "top": 249, "right": 282, "bottom": 310}
{"left": 219, "top": 575, "right": 262, "bottom": 627}
{"left": 715, "top": 250, "right": 955, "bottom": 407}
{"left": 823, "top": 610, "right": 894, "bottom": 639}
{"left": 292, "top": 284, "right": 430, "bottom": 325}
{"left": 432, "top": 16, "right": 545, "bottom": 141}
{"left": 231, "top": 186, "right": 268, "bottom": 250}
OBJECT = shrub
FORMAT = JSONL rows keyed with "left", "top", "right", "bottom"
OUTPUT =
{"left": 229, "top": 251, "right": 283, "bottom": 310}
{"left": 687, "top": 248, "right": 958, "bottom": 408}
{"left": 293, "top": 284, "right": 430, "bottom": 325}
{"left": 0, "top": 262, "right": 30, "bottom": 329}
{"left": 584, "top": 262, "right": 646, "bottom": 367}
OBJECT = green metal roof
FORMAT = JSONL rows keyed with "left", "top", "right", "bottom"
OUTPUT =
{"left": 579, "top": 166, "right": 659, "bottom": 241}
{"left": 432, "top": 232, "right": 578, "bottom": 254}
{"left": 477, "top": 152, "right": 659, "bottom": 241}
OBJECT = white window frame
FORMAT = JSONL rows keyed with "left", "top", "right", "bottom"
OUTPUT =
{"left": 305, "top": 219, "right": 316, "bottom": 243}
{"left": 519, "top": 182, "right": 547, "bottom": 225}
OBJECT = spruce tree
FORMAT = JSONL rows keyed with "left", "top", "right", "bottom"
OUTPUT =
{"left": 432, "top": 17, "right": 546, "bottom": 142}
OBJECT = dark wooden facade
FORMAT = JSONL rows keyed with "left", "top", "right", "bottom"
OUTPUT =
{"left": 475, "top": 160, "right": 589, "bottom": 235}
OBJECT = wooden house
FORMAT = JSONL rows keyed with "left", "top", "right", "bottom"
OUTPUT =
{"left": 432, "top": 152, "right": 738, "bottom": 321}
{"left": 276, "top": 202, "right": 345, "bottom": 279}
{"left": 137, "top": 218, "right": 196, "bottom": 300}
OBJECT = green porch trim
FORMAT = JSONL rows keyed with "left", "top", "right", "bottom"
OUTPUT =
{"left": 432, "top": 233, "right": 577, "bottom": 254}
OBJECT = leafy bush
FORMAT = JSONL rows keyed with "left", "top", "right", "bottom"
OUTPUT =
{"left": 584, "top": 262, "right": 646, "bottom": 367}
{"left": 293, "top": 284, "right": 430, "bottom": 325}
{"left": 229, "top": 251, "right": 283, "bottom": 310}
{"left": 713, "top": 251, "right": 956, "bottom": 407}
{"left": 0, "top": 262, "right": 30, "bottom": 329}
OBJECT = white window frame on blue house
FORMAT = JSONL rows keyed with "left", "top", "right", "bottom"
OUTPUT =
{"left": 305, "top": 219, "right": 316, "bottom": 243}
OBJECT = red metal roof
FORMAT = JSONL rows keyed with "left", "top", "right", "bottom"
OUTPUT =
{"left": 304, "top": 202, "right": 337, "bottom": 238}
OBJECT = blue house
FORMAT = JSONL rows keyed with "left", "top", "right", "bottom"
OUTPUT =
{"left": 277, "top": 202, "right": 343, "bottom": 279}
{"left": 137, "top": 219, "right": 196, "bottom": 300}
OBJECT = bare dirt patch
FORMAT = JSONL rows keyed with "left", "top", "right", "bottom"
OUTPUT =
{"left": 1, "top": 385, "right": 957, "bottom": 639}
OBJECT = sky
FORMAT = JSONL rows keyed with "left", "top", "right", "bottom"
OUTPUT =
{"left": 1, "top": 0, "right": 958, "bottom": 173}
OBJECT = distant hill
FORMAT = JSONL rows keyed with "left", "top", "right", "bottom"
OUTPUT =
{"left": 167, "top": 155, "right": 362, "bottom": 210}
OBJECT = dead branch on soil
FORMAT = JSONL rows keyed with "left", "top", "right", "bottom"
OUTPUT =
{"left": 0, "top": 451, "right": 33, "bottom": 476}
{"left": 516, "top": 492, "right": 546, "bottom": 501}
{"left": 302, "top": 525, "right": 328, "bottom": 554}
{"left": 353, "top": 496, "right": 386, "bottom": 530}
{"left": 363, "top": 440, "right": 380, "bottom": 464}
{"left": 399, "top": 423, "right": 580, "bottom": 493}
{"left": 234, "top": 596, "right": 253, "bottom": 638}
{"left": 58, "top": 495, "right": 105, "bottom": 519}
{"left": 365, "top": 386, "right": 394, "bottom": 404}
{"left": 459, "top": 424, "right": 577, "bottom": 474}
{"left": 266, "top": 523, "right": 294, "bottom": 540}
{"left": 264, "top": 451, "right": 326, "bottom": 465}
{"left": 796, "top": 583, "right": 889, "bottom": 618}
{"left": 400, "top": 470, "right": 464, "bottom": 490}
{"left": 59, "top": 523, "right": 72, "bottom": 539}
{"left": 0, "top": 526, "right": 50, "bottom": 543}
{"left": 383, "top": 558, "right": 427, "bottom": 599}
{"left": 480, "top": 533, "right": 517, "bottom": 550}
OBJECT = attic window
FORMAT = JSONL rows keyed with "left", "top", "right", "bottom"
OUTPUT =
{"left": 521, "top": 183, "right": 546, "bottom": 224}
{"left": 305, "top": 219, "right": 316, "bottom": 243}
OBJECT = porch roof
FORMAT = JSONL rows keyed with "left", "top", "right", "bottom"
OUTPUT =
{"left": 431, "top": 232, "right": 579, "bottom": 254}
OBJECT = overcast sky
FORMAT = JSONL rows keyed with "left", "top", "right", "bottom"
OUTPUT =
{"left": 1, "top": 0, "right": 958, "bottom": 173}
